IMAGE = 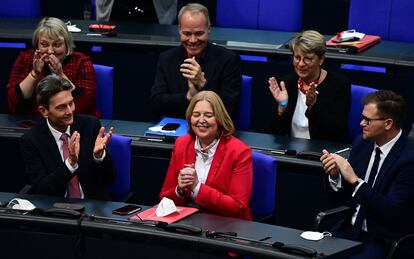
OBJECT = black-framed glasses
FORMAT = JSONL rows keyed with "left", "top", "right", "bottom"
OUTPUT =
{"left": 361, "top": 115, "right": 388, "bottom": 125}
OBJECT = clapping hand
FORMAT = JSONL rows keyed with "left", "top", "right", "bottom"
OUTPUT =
{"left": 305, "top": 82, "right": 318, "bottom": 108}
{"left": 93, "top": 127, "right": 113, "bottom": 158}
{"left": 268, "top": 77, "right": 288, "bottom": 104}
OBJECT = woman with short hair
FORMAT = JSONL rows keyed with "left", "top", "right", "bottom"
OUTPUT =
{"left": 268, "top": 30, "right": 351, "bottom": 143}
{"left": 7, "top": 17, "right": 98, "bottom": 116}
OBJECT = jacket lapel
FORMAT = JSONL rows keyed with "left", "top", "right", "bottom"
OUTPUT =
{"left": 39, "top": 120, "right": 63, "bottom": 163}
{"left": 373, "top": 135, "right": 405, "bottom": 190}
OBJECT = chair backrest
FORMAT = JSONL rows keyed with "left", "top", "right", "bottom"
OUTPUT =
{"left": 236, "top": 75, "right": 253, "bottom": 131}
{"left": 389, "top": 0, "right": 414, "bottom": 43}
{"left": 216, "top": 0, "right": 302, "bottom": 31}
{"left": 348, "top": 85, "right": 377, "bottom": 142}
{"left": 258, "top": 0, "right": 302, "bottom": 32}
{"left": 251, "top": 151, "right": 277, "bottom": 221}
{"left": 348, "top": 0, "right": 392, "bottom": 40}
{"left": 107, "top": 134, "right": 132, "bottom": 201}
{"left": 216, "top": 0, "right": 259, "bottom": 29}
{"left": 0, "top": 0, "right": 40, "bottom": 18}
{"left": 93, "top": 64, "right": 114, "bottom": 119}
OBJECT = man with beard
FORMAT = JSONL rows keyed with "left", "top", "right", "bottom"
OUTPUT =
{"left": 20, "top": 75, "right": 116, "bottom": 200}
{"left": 150, "top": 3, "right": 241, "bottom": 121}
{"left": 320, "top": 90, "right": 414, "bottom": 258}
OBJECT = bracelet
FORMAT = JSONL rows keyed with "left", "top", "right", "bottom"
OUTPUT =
{"left": 278, "top": 99, "right": 288, "bottom": 107}
{"left": 29, "top": 70, "right": 38, "bottom": 80}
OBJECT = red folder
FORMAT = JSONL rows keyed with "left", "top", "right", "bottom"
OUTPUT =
{"left": 326, "top": 35, "right": 381, "bottom": 54}
{"left": 129, "top": 206, "right": 198, "bottom": 224}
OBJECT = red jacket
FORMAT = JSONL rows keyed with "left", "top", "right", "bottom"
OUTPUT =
{"left": 7, "top": 50, "right": 98, "bottom": 116}
{"left": 159, "top": 134, "right": 253, "bottom": 220}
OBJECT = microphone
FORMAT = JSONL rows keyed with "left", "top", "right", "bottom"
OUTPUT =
{"left": 270, "top": 149, "right": 297, "bottom": 156}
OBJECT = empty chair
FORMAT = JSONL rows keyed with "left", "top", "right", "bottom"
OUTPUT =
{"left": 348, "top": 85, "right": 377, "bottom": 142}
{"left": 108, "top": 134, "right": 132, "bottom": 201}
{"left": 389, "top": 0, "right": 414, "bottom": 43}
{"left": 348, "top": 0, "right": 392, "bottom": 39}
{"left": 216, "top": 0, "right": 259, "bottom": 29}
{"left": 250, "top": 151, "right": 277, "bottom": 221}
{"left": 258, "top": 0, "right": 302, "bottom": 32}
{"left": 94, "top": 64, "right": 114, "bottom": 119}
{"left": 0, "top": 0, "right": 41, "bottom": 18}
{"left": 236, "top": 75, "right": 253, "bottom": 131}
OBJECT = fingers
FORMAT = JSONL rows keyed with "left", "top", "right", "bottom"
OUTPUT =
{"left": 103, "top": 127, "right": 113, "bottom": 147}
{"left": 280, "top": 81, "right": 287, "bottom": 91}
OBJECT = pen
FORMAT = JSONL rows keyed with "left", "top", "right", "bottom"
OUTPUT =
{"left": 86, "top": 33, "right": 102, "bottom": 36}
{"left": 334, "top": 147, "right": 351, "bottom": 154}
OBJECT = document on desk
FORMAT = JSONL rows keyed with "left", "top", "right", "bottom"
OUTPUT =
{"left": 130, "top": 206, "right": 198, "bottom": 224}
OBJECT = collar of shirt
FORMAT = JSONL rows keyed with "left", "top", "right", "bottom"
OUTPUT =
{"left": 46, "top": 118, "right": 71, "bottom": 143}
{"left": 194, "top": 137, "right": 220, "bottom": 160}
{"left": 375, "top": 129, "right": 402, "bottom": 158}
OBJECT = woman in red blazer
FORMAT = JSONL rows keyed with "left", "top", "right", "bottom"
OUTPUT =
{"left": 159, "top": 91, "right": 253, "bottom": 220}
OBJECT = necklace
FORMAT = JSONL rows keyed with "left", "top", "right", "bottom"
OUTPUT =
{"left": 298, "top": 69, "right": 322, "bottom": 94}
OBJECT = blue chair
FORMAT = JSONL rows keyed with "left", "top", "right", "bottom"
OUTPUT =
{"left": 251, "top": 151, "right": 277, "bottom": 221}
{"left": 389, "top": 0, "right": 414, "bottom": 43}
{"left": 348, "top": 0, "right": 392, "bottom": 40}
{"left": 236, "top": 75, "right": 253, "bottom": 131}
{"left": 108, "top": 134, "right": 132, "bottom": 201}
{"left": 0, "top": 0, "right": 40, "bottom": 18}
{"left": 348, "top": 85, "right": 377, "bottom": 142}
{"left": 216, "top": 0, "right": 259, "bottom": 29}
{"left": 93, "top": 64, "right": 114, "bottom": 119}
{"left": 258, "top": 0, "right": 302, "bottom": 32}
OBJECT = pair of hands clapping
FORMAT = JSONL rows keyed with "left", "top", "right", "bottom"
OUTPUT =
{"left": 268, "top": 77, "right": 318, "bottom": 108}
{"left": 177, "top": 164, "right": 199, "bottom": 193}
{"left": 67, "top": 127, "right": 113, "bottom": 167}
{"left": 320, "top": 149, "right": 358, "bottom": 184}
{"left": 180, "top": 57, "right": 206, "bottom": 100}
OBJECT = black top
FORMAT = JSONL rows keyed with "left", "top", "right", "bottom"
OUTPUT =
{"left": 271, "top": 71, "right": 351, "bottom": 143}
{"left": 150, "top": 42, "right": 242, "bottom": 120}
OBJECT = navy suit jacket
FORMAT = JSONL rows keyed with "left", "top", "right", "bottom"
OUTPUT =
{"left": 20, "top": 115, "right": 116, "bottom": 200}
{"left": 150, "top": 42, "right": 242, "bottom": 120}
{"left": 340, "top": 134, "right": 414, "bottom": 240}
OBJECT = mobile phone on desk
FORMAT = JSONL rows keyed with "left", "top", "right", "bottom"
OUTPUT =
{"left": 112, "top": 204, "right": 142, "bottom": 215}
{"left": 161, "top": 123, "right": 180, "bottom": 131}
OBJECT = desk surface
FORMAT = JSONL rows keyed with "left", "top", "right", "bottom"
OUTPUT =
{"left": 1, "top": 18, "right": 414, "bottom": 67}
{"left": 0, "top": 192, "right": 362, "bottom": 258}
{"left": 0, "top": 113, "right": 349, "bottom": 168}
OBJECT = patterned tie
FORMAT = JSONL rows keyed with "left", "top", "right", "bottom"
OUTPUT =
{"left": 351, "top": 147, "right": 382, "bottom": 239}
{"left": 60, "top": 133, "right": 81, "bottom": 199}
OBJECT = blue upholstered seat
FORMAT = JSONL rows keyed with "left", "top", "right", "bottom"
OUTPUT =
{"left": 93, "top": 64, "right": 114, "bottom": 119}
{"left": 251, "top": 151, "right": 277, "bottom": 221}
{"left": 108, "top": 134, "right": 132, "bottom": 201}
{"left": 236, "top": 75, "right": 253, "bottom": 131}
{"left": 216, "top": 0, "right": 302, "bottom": 31}
{"left": 348, "top": 85, "right": 377, "bottom": 142}
{"left": 0, "top": 0, "right": 40, "bottom": 18}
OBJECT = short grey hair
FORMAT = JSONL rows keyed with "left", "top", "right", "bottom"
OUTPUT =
{"left": 32, "top": 17, "right": 75, "bottom": 56}
{"left": 289, "top": 30, "right": 326, "bottom": 57}
{"left": 178, "top": 3, "right": 210, "bottom": 27}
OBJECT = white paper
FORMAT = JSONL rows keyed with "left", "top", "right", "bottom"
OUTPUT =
{"left": 156, "top": 197, "right": 178, "bottom": 217}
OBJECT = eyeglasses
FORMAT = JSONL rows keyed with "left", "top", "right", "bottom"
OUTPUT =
{"left": 361, "top": 115, "right": 388, "bottom": 125}
{"left": 293, "top": 54, "right": 317, "bottom": 65}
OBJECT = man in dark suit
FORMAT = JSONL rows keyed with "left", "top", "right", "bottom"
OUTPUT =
{"left": 150, "top": 3, "right": 241, "bottom": 120}
{"left": 321, "top": 90, "right": 414, "bottom": 258}
{"left": 20, "top": 75, "right": 116, "bottom": 200}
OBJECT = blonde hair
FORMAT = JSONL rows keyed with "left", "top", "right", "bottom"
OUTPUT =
{"left": 32, "top": 17, "right": 75, "bottom": 56}
{"left": 289, "top": 30, "right": 326, "bottom": 57}
{"left": 186, "top": 91, "right": 234, "bottom": 137}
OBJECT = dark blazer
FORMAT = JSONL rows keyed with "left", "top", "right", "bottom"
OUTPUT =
{"left": 271, "top": 71, "right": 351, "bottom": 143}
{"left": 20, "top": 115, "right": 116, "bottom": 200}
{"left": 159, "top": 135, "right": 253, "bottom": 220}
{"left": 150, "top": 42, "right": 242, "bottom": 120}
{"left": 339, "top": 134, "right": 414, "bottom": 240}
